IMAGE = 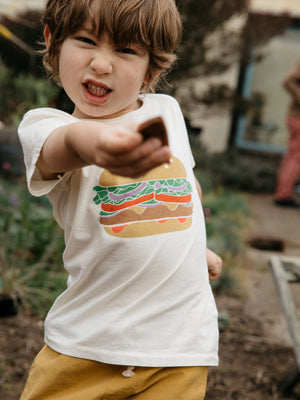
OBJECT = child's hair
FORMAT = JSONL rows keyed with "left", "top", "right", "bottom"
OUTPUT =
{"left": 42, "top": 0, "right": 182, "bottom": 92}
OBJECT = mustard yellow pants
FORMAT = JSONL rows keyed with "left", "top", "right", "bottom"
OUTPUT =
{"left": 20, "top": 345, "right": 208, "bottom": 400}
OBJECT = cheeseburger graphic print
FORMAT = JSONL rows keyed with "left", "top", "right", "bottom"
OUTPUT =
{"left": 93, "top": 156, "right": 193, "bottom": 238}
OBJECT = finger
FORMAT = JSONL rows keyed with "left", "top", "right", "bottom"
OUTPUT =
{"left": 209, "top": 272, "right": 219, "bottom": 281}
{"left": 209, "top": 270, "right": 218, "bottom": 281}
{"left": 131, "top": 145, "right": 171, "bottom": 174}
{"left": 108, "top": 146, "right": 171, "bottom": 178}
{"left": 101, "top": 136, "right": 167, "bottom": 168}
{"left": 99, "top": 126, "right": 143, "bottom": 154}
{"left": 208, "top": 263, "right": 222, "bottom": 281}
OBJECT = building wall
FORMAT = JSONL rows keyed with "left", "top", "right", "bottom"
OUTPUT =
{"left": 0, "top": 0, "right": 46, "bottom": 16}
{"left": 250, "top": 0, "right": 300, "bottom": 16}
{"left": 175, "top": 64, "right": 240, "bottom": 154}
{"left": 194, "top": 1, "right": 300, "bottom": 153}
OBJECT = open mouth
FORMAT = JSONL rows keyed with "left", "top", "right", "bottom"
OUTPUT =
{"left": 85, "top": 82, "right": 112, "bottom": 98}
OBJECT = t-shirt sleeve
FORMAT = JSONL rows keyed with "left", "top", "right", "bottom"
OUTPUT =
{"left": 167, "top": 95, "right": 195, "bottom": 169}
{"left": 18, "top": 108, "right": 75, "bottom": 197}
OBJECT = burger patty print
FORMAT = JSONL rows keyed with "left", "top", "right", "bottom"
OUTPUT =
{"left": 93, "top": 156, "right": 193, "bottom": 238}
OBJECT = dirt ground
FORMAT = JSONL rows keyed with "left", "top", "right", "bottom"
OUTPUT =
{"left": 1, "top": 193, "right": 300, "bottom": 400}
{"left": 206, "top": 193, "right": 300, "bottom": 400}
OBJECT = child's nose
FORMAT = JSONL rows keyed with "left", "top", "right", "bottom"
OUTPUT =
{"left": 90, "top": 49, "right": 113, "bottom": 75}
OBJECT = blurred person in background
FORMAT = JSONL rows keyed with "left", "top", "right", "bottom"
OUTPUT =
{"left": 274, "top": 63, "right": 300, "bottom": 207}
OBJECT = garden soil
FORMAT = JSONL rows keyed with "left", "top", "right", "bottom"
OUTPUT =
{"left": 1, "top": 193, "right": 300, "bottom": 400}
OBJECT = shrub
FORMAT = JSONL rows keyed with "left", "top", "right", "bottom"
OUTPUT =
{"left": 0, "top": 61, "right": 59, "bottom": 126}
{"left": 201, "top": 187, "right": 250, "bottom": 296}
{"left": 0, "top": 178, "right": 66, "bottom": 317}
{"left": 190, "top": 133, "right": 279, "bottom": 194}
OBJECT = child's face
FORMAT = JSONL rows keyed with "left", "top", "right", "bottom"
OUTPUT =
{"left": 55, "top": 25, "right": 150, "bottom": 119}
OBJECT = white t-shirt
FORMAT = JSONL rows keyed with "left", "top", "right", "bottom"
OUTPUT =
{"left": 18, "top": 94, "right": 219, "bottom": 367}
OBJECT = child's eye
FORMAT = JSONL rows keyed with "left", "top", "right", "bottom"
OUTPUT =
{"left": 117, "top": 48, "right": 136, "bottom": 55}
{"left": 75, "top": 36, "right": 96, "bottom": 46}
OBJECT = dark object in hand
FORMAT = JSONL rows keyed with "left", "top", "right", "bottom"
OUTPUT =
{"left": 139, "top": 117, "right": 169, "bottom": 146}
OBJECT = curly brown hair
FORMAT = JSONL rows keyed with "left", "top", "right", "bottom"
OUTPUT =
{"left": 42, "top": 0, "right": 182, "bottom": 92}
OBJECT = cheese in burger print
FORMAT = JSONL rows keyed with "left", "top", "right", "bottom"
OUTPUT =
{"left": 93, "top": 156, "right": 193, "bottom": 238}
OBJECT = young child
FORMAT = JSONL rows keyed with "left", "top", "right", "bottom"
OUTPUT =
{"left": 18, "top": 1, "right": 221, "bottom": 399}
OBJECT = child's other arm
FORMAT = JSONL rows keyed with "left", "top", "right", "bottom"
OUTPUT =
{"left": 206, "top": 248, "right": 223, "bottom": 281}
{"left": 194, "top": 176, "right": 222, "bottom": 281}
{"left": 37, "top": 120, "right": 170, "bottom": 179}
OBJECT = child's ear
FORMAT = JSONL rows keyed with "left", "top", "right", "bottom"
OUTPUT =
{"left": 154, "top": 70, "right": 162, "bottom": 80}
{"left": 143, "top": 70, "right": 161, "bottom": 90}
{"left": 44, "top": 25, "right": 52, "bottom": 49}
{"left": 145, "top": 70, "right": 161, "bottom": 84}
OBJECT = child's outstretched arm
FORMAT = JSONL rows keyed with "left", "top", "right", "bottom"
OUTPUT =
{"left": 194, "top": 176, "right": 223, "bottom": 281}
{"left": 37, "top": 121, "right": 170, "bottom": 179}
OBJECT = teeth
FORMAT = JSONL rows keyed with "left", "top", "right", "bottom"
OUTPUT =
{"left": 87, "top": 83, "right": 109, "bottom": 97}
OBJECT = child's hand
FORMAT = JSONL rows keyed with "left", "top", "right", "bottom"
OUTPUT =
{"left": 73, "top": 121, "right": 170, "bottom": 177}
{"left": 206, "top": 248, "right": 222, "bottom": 281}
{"left": 38, "top": 120, "right": 171, "bottom": 179}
